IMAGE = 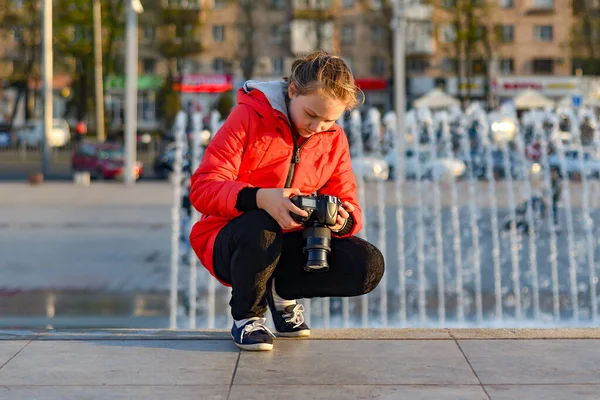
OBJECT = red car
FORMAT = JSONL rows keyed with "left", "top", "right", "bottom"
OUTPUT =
{"left": 72, "top": 141, "right": 143, "bottom": 180}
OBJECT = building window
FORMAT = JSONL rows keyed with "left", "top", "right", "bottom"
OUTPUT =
{"left": 176, "top": 24, "right": 193, "bottom": 39}
{"left": 271, "top": 0, "right": 284, "bottom": 9}
{"left": 342, "top": 0, "right": 355, "bottom": 7}
{"left": 534, "top": 0, "right": 553, "bottom": 8}
{"left": 138, "top": 92, "right": 156, "bottom": 123}
{"left": 143, "top": 58, "right": 156, "bottom": 74}
{"left": 164, "top": 0, "right": 201, "bottom": 8}
{"left": 214, "top": 0, "right": 226, "bottom": 8}
{"left": 474, "top": 25, "right": 486, "bottom": 40}
{"left": 213, "top": 58, "right": 226, "bottom": 72}
{"left": 533, "top": 58, "right": 553, "bottom": 74}
{"left": 500, "top": 0, "right": 514, "bottom": 8}
{"left": 371, "top": 56, "right": 386, "bottom": 75}
{"left": 441, "top": 58, "right": 458, "bottom": 73}
{"left": 73, "top": 25, "right": 86, "bottom": 41}
{"left": 371, "top": 0, "right": 383, "bottom": 9}
{"left": 371, "top": 25, "right": 385, "bottom": 42}
{"left": 12, "top": 27, "right": 22, "bottom": 43}
{"left": 440, "top": 24, "right": 457, "bottom": 43}
{"left": 272, "top": 57, "right": 284, "bottom": 75}
{"left": 177, "top": 59, "right": 199, "bottom": 74}
{"left": 496, "top": 25, "right": 514, "bottom": 42}
{"left": 270, "top": 25, "right": 284, "bottom": 44}
{"left": 143, "top": 25, "right": 155, "bottom": 41}
{"left": 500, "top": 58, "right": 514, "bottom": 74}
{"left": 533, "top": 25, "right": 553, "bottom": 41}
{"left": 407, "top": 58, "right": 429, "bottom": 74}
{"left": 294, "top": 0, "right": 332, "bottom": 9}
{"left": 341, "top": 24, "right": 354, "bottom": 44}
{"left": 213, "top": 25, "right": 225, "bottom": 42}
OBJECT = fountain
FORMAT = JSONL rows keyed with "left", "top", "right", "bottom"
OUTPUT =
{"left": 170, "top": 100, "right": 600, "bottom": 329}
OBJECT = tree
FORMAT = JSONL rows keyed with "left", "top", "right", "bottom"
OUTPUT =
{"left": 155, "top": 3, "right": 203, "bottom": 77}
{"left": 294, "top": 0, "right": 336, "bottom": 52}
{"left": 570, "top": 0, "right": 600, "bottom": 75}
{"left": 435, "top": 0, "right": 497, "bottom": 107}
{"left": 154, "top": 2, "right": 204, "bottom": 127}
{"left": 0, "top": 0, "right": 41, "bottom": 122}
{"left": 236, "top": 0, "right": 264, "bottom": 80}
{"left": 53, "top": 0, "right": 125, "bottom": 124}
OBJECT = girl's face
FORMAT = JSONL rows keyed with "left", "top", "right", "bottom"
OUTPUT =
{"left": 287, "top": 85, "right": 347, "bottom": 138}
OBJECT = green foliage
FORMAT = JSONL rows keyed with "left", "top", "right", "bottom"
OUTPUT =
{"left": 569, "top": 0, "right": 600, "bottom": 74}
{"left": 156, "top": 72, "right": 181, "bottom": 129}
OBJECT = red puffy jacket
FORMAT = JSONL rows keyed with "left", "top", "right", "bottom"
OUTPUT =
{"left": 189, "top": 84, "right": 362, "bottom": 286}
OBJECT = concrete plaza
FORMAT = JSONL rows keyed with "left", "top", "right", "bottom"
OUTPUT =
{"left": 1, "top": 328, "right": 600, "bottom": 399}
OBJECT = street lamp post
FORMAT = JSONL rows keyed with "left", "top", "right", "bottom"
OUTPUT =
{"left": 391, "top": 0, "right": 408, "bottom": 324}
{"left": 42, "top": 0, "right": 53, "bottom": 177}
{"left": 93, "top": 0, "right": 106, "bottom": 142}
{"left": 124, "top": 0, "right": 143, "bottom": 184}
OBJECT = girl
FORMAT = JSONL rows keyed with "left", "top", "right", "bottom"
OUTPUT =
{"left": 189, "top": 51, "right": 384, "bottom": 351}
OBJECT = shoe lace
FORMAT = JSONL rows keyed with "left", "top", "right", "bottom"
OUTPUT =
{"left": 241, "top": 318, "right": 276, "bottom": 342}
{"left": 282, "top": 304, "right": 305, "bottom": 328}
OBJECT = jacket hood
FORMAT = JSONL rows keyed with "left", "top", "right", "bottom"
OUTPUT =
{"left": 239, "top": 80, "right": 290, "bottom": 124}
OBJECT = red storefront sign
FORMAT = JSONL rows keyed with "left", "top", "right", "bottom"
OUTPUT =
{"left": 355, "top": 78, "right": 387, "bottom": 91}
{"left": 499, "top": 82, "right": 543, "bottom": 91}
{"left": 175, "top": 74, "right": 233, "bottom": 93}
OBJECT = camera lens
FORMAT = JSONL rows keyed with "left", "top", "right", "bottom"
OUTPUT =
{"left": 302, "top": 226, "right": 331, "bottom": 272}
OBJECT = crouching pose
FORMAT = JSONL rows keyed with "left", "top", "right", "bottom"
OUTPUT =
{"left": 189, "top": 51, "right": 385, "bottom": 351}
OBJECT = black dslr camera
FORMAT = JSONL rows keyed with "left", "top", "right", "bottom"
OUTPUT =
{"left": 290, "top": 194, "right": 342, "bottom": 272}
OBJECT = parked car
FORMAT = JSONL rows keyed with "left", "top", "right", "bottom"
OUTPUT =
{"left": 72, "top": 141, "right": 144, "bottom": 180}
{"left": 15, "top": 119, "right": 71, "bottom": 147}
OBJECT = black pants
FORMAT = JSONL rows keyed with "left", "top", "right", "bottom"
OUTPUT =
{"left": 213, "top": 210, "right": 385, "bottom": 321}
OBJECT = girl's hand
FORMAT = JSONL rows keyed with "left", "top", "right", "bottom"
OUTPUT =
{"left": 256, "top": 188, "right": 309, "bottom": 230}
{"left": 329, "top": 201, "right": 354, "bottom": 232}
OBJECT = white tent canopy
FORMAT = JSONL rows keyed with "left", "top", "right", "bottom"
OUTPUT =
{"left": 413, "top": 88, "right": 460, "bottom": 109}
{"left": 557, "top": 96, "right": 572, "bottom": 108}
{"left": 584, "top": 91, "right": 600, "bottom": 107}
{"left": 514, "top": 89, "right": 554, "bottom": 110}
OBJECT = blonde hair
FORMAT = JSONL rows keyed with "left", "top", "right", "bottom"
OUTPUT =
{"left": 286, "top": 51, "right": 363, "bottom": 109}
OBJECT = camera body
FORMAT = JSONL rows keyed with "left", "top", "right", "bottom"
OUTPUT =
{"left": 289, "top": 195, "right": 342, "bottom": 273}
{"left": 290, "top": 195, "right": 341, "bottom": 226}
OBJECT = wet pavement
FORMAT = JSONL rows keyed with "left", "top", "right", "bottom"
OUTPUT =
{"left": 1, "top": 328, "right": 599, "bottom": 399}
{"left": 0, "top": 182, "right": 173, "bottom": 293}
{"left": 2, "top": 181, "right": 600, "bottom": 329}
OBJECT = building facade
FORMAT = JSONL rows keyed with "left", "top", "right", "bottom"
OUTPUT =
{"left": 0, "top": 0, "right": 593, "bottom": 130}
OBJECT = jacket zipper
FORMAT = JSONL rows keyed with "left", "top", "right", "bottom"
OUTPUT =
{"left": 282, "top": 126, "right": 335, "bottom": 188}
{"left": 284, "top": 139, "right": 311, "bottom": 188}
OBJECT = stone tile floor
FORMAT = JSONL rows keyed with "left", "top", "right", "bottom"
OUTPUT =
{"left": 1, "top": 329, "right": 599, "bottom": 399}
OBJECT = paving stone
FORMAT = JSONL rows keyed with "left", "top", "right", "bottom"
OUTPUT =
{"left": 234, "top": 340, "right": 478, "bottom": 385}
{"left": 0, "top": 340, "right": 239, "bottom": 386}
{"left": 459, "top": 340, "right": 600, "bottom": 384}
{"left": 0, "top": 341, "right": 28, "bottom": 367}
{"left": 0, "top": 385, "right": 228, "bottom": 400}
{"left": 486, "top": 385, "right": 600, "bottom": 400}
{"left": 229, "top": 384, "right": 488, "bottom": 400}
